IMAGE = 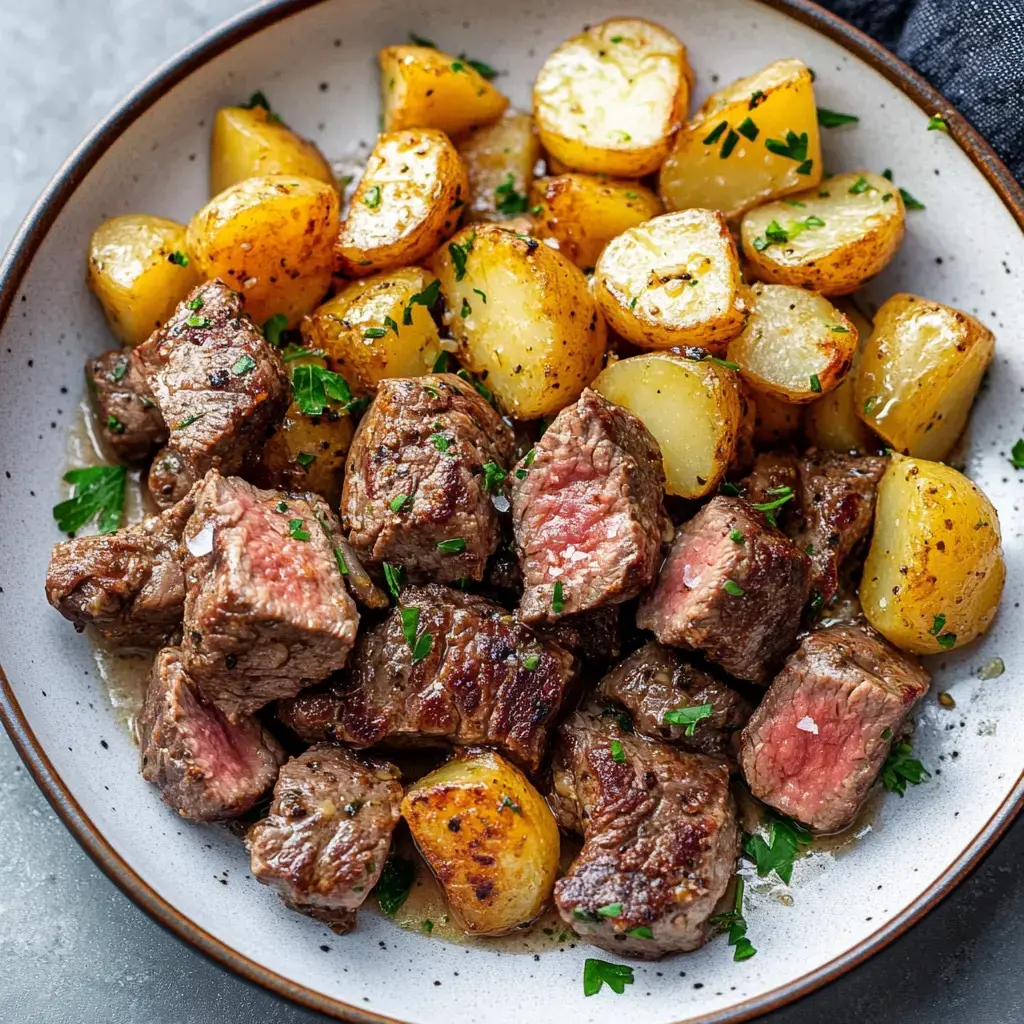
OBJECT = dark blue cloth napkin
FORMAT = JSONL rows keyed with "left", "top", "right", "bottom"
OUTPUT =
{"left": 820, "top": 0, "right": 1024, "bottom": 183}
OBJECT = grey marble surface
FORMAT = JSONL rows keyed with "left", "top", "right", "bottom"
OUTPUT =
{"left": 0, "top": 2, "right": 1021, "bottom": 1022}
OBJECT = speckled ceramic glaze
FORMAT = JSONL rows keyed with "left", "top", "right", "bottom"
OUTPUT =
{"left": 0, "top": 1, "right": 1022, "bottom": 1021}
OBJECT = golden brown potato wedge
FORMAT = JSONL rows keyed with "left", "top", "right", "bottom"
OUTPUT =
{"left": 380, "top": 46, "right": 509, "bottom": 136}
{"left": 431, "top": 224, "right": 606, "bottom": 419}
{"left": 593, "top": 209, "right": 745, "bottom": 352}
{"left": 751, "top": 387, "right": 804, "bottom": 447}
{"left": 529, "top": 173, "right": 663, "bottom": 269}
{"left": 335, "top": 129, "right": 468, "bottom": 278}
{"left": 458, "top": 114, "right": 541, "bottom": 223}
{"left": 209, "top": 105, "right": 333, "bottom": 196}
{"left": 593, "top": 352, "right": 742, "bottom": 498}
{"left": 401, "top": 749, "right": 560, "bottom": 936}
{"left": 187, "top": 174, "right": 339, "bottom": 327}
{"left": 726, "top": 283, "right": 857, "bottom": 403}
{"left": 659, "top": 59, "right": 821, "bottom": 219}
{"left": 854, "top": 293, "right": 995, "bottom": 460}
{"left": 301, "top": 267, "right": 443, "bottom": 394}
{"left": 860, "top": 454, "right": 1004, "bottom": 654}
{"left": 87, "top": 214, "right": 200, "bottom": 346}
{"left": 533, "top": 18, "right": 692, "bottom": 177}
{"left": 741, "top": 171, "right": 905, "bottom": 295}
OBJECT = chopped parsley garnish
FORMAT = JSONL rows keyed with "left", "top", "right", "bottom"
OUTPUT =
{"left": 384, "top": 315, "right": 399, "bottom": 335}
{"left": 363, "top": 184, "right": 382, "bottom": 209}
{"left": 389, "top": 494, "right": 411, "bottom": 513}
{"left": 1010, "top": 439, "right": 1024, "bottom": 468}
{"left": 465, "top": 58, "right": 498, "bottom": 80}
{"left": 276, "top": 501, "right": 289, "bottom": 513}
{"left": 817, "top": 107, "right": 859, "bottom": 127}
{"left": 186, "top": 315, "right": 210, "bottom": 329}
{"left": 52, "top": 465, "right": 127, "bottom": 536}
{"left": 900, "top": 186, "right": 926, "bottom": 210}
{"left": 437, "top": 537, "right": 466, "bottom": 553}
{"left": 263, "top": 314, "right": 288, "bottom": 347}
{"left": 522, "top": 654, "right": 540, "bottom": 671}
{"left": 608, "top": 739, "right": 626, "bottom": 763}
{"left": 830, "top": 324, "right": 850, "bottom": 333}
{"left": 551, "top": 580, "right": 565, "bottom": 614}
{"left": 456, "top": 367, "right": 493, "bottom": 404}
{"left": 629, "top": 296, "right": 638, "bottom": 310}
{"left": 174, "top": 412, "right": 205, "bottom": 430}
{"left": 627, "top": 926, "right": 654, "bottom": 940}
{"left": 407, "top": 32, "right": 436, "bottom": 47}
{"left": 106, "top": 415, "right": 125, "bottom": 434}
{"left": 499, "top": 795, "right": 522, "bottom": 814}
{"left": 729, "top": 529, "right": 745, "bottom": 544}
{"left": 280, "top": 344, "right": 326, "bottom": 362}
{"left": 929, "top": 612, "right": 957, "bottom": 649}
{"left": 295, "top": 452, "right": 316, "bottom": 468}
{"left": 720, "top": 481, "right": 742, "bottom": 496}
{"left": 429, "top": 432, "right": 451, "bottom": 453}
{"left": 422, "top": 920, "right": 433, "bottom": 933}
{"left": 288, "top": 518, "right": 309, "bottom": 541}
{"left": 187, "top": 295, "right": 203, "bottom": 311}
{"left": 863, "top": 395, "right": 879, "bottom": 415}
{"left": 432, "top": 352, "right": 449, "bottom": 373}
{"left": 744, "top": 812, "right": 811, "bottom": 884}
{"left": 582, "top": 959, "right": 634, "bottom": 997}
{"left": 709, "top": 877, "right": 756, "bottom": 961}
{"left": 110, "top": 358, "right": 128, "bottom": 382}
{"left": 737, "top": 117, "right": 759, "bottom": 141}
{"left": 663, "top": 703, "right": 714, "bottom": 736}
{"left": 400, "top": 606, "right": 433, "bottom": 663}
{"left": 472, "top": 287, "right": 487, "bottom": 303}
{"left": 364, "top": 326, "right": 387, "bottom": 339}
{"left": 450, "top": 60, "right": 466, "bottom": 73}
{"left": 809, "top": 373, "right": 822, "bottom": 393}
{"left": 291, "top": 364, "right": 360, "bottom": 416}
{"left": 403, "top": 277, "right": 441, "bottom": 325}
{"left": 703, "top": 121, "right": 728, "bottom": 145}
{"left": 719, "top": 128, "right": 740, "bottom": 159}
{"left": 375, "top": 853, "right": 415, "bottom": 917}
{"left": 881, "top": 742, "right": 931, "bottom": 795}
{"left": 232, "top": 354, "right": 256, "bottom": 376}
{"left": 783, "top": 199, "right": 806, "bottom": 207}
{"left": 764, "top": 130, "right": 811, "bottom": 169}
{"left": 749, "top": 90, "right": 765, "bottom": 109}
{"left": 168, "top": 250, "right": 190, "bottom": 267}
{"left": 495, "top": 172, "right": 529, "bottom": 215}
{"left": 722, "top": 580, "right": 745, "bottom": 597}
{"left": 704, "top": 354, "right": 739, "bottom": 371}
{"left": 448, "top": 231, "right": 475, "bottom": 282}
{"left": 383, "top": 562, "right": 404, "bottom": 600}
{"left": 927, "top": 113, "right": 949, "bottom": 132}
{"left": 848, "top": 175, "right": 870, "bottom": 195}
{"left": 482, "top": 462, "right": 506, "bottom": 493}
{"left": 461, "top": 297, "right": 471, "bottom": 318}
{"left": 242, "top": 90, "right": 275, "bottom": 115}
{"left": 752, "top": 485, "right": 795, "bottom": 526}
{"left": 596, "top": 902, "right": 623, "bottom": 918}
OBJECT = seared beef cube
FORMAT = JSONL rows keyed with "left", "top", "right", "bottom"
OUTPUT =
{"left": 550, "top": 710, "right": 737, "bottom": 958}
{"left": 247, "top": 744, "right": 403, "bottom": 932}
{"left": 45, "top": 492, "right": 194, "bottom": 647}
{"left": 598, "top": 641, "right": 750, "bottom": 757}
{"left": 135, "top": 280, "right": 289, "bottom": 507}
{"left": 86, "top": 349, "right": 167, "bottom": 463}
{"left": 637, "top": 496, "right": 810, "bottom": 682}
{"left": 137, "top": 647, "right": 285, "bottom": 821}
{"left": 739, "top": 623, "right": 930, "bottom": 832}
{"left": 746, "top": 450, "right": 887, "bottom": 604}
{"left": 535, "top": 605, "right": 622, "bottom": 669}
{"left": 341, "top": 374, "right": 514, "bottom": 583}
{"left": 512, "top": 389, "right": 666, "bottom": 624}
{"left": 277, "top": 584, "right": 577, "bottom": 773}
{"left": 181, "top": 472, "right": 359, "bottom": 721}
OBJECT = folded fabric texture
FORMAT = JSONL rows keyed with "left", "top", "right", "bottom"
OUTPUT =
{"left": 820, "top": 0, "right": 1024, "bottom": 183}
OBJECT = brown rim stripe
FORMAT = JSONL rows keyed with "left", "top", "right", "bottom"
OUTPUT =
{"left": 1, "top": 1, "right": 1022, "bottom": 1022}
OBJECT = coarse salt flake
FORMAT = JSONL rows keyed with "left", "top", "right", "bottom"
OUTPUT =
{"left": 796, "top": 716, "right": 819, "bottom": 735}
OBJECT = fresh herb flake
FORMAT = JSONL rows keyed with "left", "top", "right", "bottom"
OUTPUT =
{"left": 722, "top": 579, "right": 745, "bottom": 597}
{"left": 482, "top": 462, "right": 506, "bottom": 493}
{"left": 809, "top": 373, "right": 822, "bottom": 393}
{"left": 363, "top": 326, "right": 388, "bottom": 339}
{"left": 927, "top": 113, "right": 949, "bottom": 132}
{"left": 881, "top": 742, "right": 931, "bottom": 796}
{"left": 583, "top": 959, "right": 634, "bottom": 997}
{"left": 663, "top": 703, "right": 714, "bottom": 736}
{"left": 609, "top": 739, "right": 626, "bottom": 763}
{"left": 495, "top": 172, "right": 529, "bottom": 215}
{"left": 551, "top": 580, "right": 565, "bottom": 614}
{"left": 403, "top": 278, "right": 441, "bottom": 325}
{"left": 437, "top": 537, "right": 466, "bottom": 553}
{"left": 375, "top": 853, "right": 415, "bottom": 917}
{"left": 1009, "top": 439, "right": 1024, "bottom": 468}
{"left": 363, "top": 184, "right": 382, "bottom": 209}
{"left": 288, "top": 518, "right": 309, "bottom": 541}
{"left": 744, "top": 813, "right": 812, "bottom": 884}
{"left": 596, "top": 902, "right": 623, "bottom": 918}
{"left": 52, "top": 465, "right": 127, "bottom": 536}
{"left": 730, "top": 529, "right": 745, "bottom": 544}
{"left": 295, "top": 452, "right": 316, "bottom": 468}
{"left": 383, "top": 562, "right": 404, "bottom": 600}
{"left": 291, "top": 363, "right": 358, "bottom": 416}
{"left": 737, "top": 117, "right": 759, "bottom": 141}
{"left": 231, "top": 354, "right": 256, "bottom": 376}
{"left": 703, "top": 121, "right": 728, "bottom": 146}
{"left": 263, "top": 314, "right": 288, "bottom": 347}
{"left": 168, "top": 250, "right": 190, "bottom": 267}
{"left": 389, "top": 494, "right": 411, "bottom": 513}
{"left": 817, "top": 107, "right": 859, "bottom": 127}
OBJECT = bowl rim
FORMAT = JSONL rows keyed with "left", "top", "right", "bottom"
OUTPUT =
{"left": 1, "top": 1, "right": 1022, "bottom": 1021}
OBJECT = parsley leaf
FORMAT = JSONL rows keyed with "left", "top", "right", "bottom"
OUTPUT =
{"left": 364, "top": 327, "right": 387, "bottom": 339}
{"left": 551, "top": 580, "right": 565, "bottom": 613}
{"left": 401, "top": 605, "right": 433, "bottom": 663}
{"left": 407, "top": 32, "right": 436, "bottom": 47}
{"left": 609, "top": 739, "right": 626, "bottom": 763}
{"left": 402, "top": 278, "right": 441, "bottom": 325}
{"left": 927, "top": 113, "right": 949, "bottom": 132}
{"left": 929, "top": 612, "right": 957, "bottom": 649}
{"left": 722, "top": 579, "right": 745, "bottom": 596}
{"left": 168, "top": 250, "right": 190, "bottom": 267}
{"left": 663, "top": 703, "right": 714, "bottom": 736}
{"left": 263, "top": 314, "right": 288, "bottom": 347}
{"left": 375, "top": 853, "right": 415, "bottom": 917}
{"left": 465, "top": 57, "right": 498, "bottom": 80}
{"left": 495, "top": 172, "right": 528, "bottom": 215}
{"left": 363, "top": 184, "right": 382, "bottom": 209}
{"left": 817, "top": 107, "right": 859, "bottom": 127}
{"left": 291, "top": 364, "right": 359, "bottom": 416}
{"left": 809, "top": 373, "right": 822, "bottom": 393}
{"left": 583, "top": 959, "right": 634, "bottom": 997}
{"left": 522, "top": 654, "right": 540, "bottom": 671}
{"left": 437, "top": 537, "right": 466, "bottom": 553}
{"left": 481, "top": 461, "right": 507, "bottom": 493}
{"left": 382, "top": 562, "right": 403, "bottom": 600}
{"left": 764, "top": 129, "right": 810, "bottom": 165}
{"left": 596, "top": 902, "right": 623, "bottom": 917}
{"left": 848, "top": 175, "right": 870, "bottom": 195}
{"left": 744, "top": 813, "right": 812, "bottom": 884}
{"left": 52, "top": 465, "right": 127, "bottom": 536}
{"left": 389, "top": 494, "right": 411, "bottom": 513}
{"left": 1010, "top": 439, "right": 1024, "bottom": 468}
{"left": 448, "top": 232, "right": 475, "bottom": 282}
{"left": 709, "top": 877, "right": 757, "bottom": 961}
{"left": 232, "top": 354, "right": 256, "bottom": 376}
{"left": 881, "top": 742, "right": 931, "bottom": 795}
{"left": 288, "top": 518, "right": 310, "bottom": 541}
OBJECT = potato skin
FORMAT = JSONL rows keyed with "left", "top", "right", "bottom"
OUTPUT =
{"left": 532, "top": 18, "right": 692, "bottom": 177}
{"left": 458, "top": 114, "right": 541, "bottom": 223}
{"left": 87, "top": 214, "right": 200, "bottom": 346}
{"left": 380, "top": 46, "right": 509, "bottom": 136}
{"left": 593, "top": 352, "right": 742, "bottom": 498}
{"left": 336, "top": 129, "right": 468, "bottom": 278}
{"left": 860, "top": 454, "right": 1004, "bottom": 654}
{"left": 530, "top": 174, "right": 664, "bottom": 270}
{"left": 751, "top": 387, "right": 803, "bottom": 447}
{"left": 187, "top": 174, "right": 339, "bottom": 327}
{"left": 727, "top": 283, "right": 857, "bottom": 403}
{"left": 659, "top": 58, "right": 821, "bottom": 219}
{"left": 301, "top": 267, "right": 443, "bottom": 395}
{"left": 593, "top": 209, "right": 745, "bottom": 352}
{"left": 401, "top": 749, "right": 560, "bottom": 936}
{"left": 741, "top": 171, "right": 905, "bottom": 295}
{"left": 854, "top": 293, "right": 995, "bottom": 460}
{"left": 431, "top": 224, "right": 606, "bottom": 420}
{"left": 209, "top": 106, "right": 334, "bottom": 196}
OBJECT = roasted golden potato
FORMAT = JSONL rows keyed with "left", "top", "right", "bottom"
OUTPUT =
{"left": 380, "top": 45, "right": 509, "bottom": 136}
{"left": 860, "top": 454, "right": 1004, "bottom": 654}
{"left": 458, "top": 114, "right": 541, "bottom": 223}
{"left": 751, "top": 387, "right": 803, "bottom": 447}
{"left": 854, "top": 293, "right": 995, "bottom": 460}
{"left": 209, "top": 105, "right": 333, "bottom": 196}
{"left": 741, "top": 171, "right": 905, "bottom": 295}
{"left": 727, "top": 283, "right": 857, "bottom": 403}
{"left": 593, "top": 209, "right": 745, "bottom": 352}
{"left": 335, "top": 129, "right": 468, "bottom": 278}
{"left": 805, "top": 300, "right": 879, "bottom": 453}
{"left": 659, "top": 59, "right": 821, "bottom": 219}
{"left": 532, "top": 18, "right": 692, "bottom": 177}
{"left": 593, "top": 352, "right": 742, "bottom": 497}
{"left": 257, "top": 351, "right": 355, "bottom": 507}
{"left": 301, "top": 267, "right": 443, "bottom": 394}
{"left": 187, "top": 174, "right": 338, "bottom": 327}
{"left": 87, "top": 214, "right": 200, "bottom": 346}
{"left": 529, "top": 173, "right": 664, "bottom": 269}
{"left": 401, "top": 749, "right": 560, "bottom": 936}
{"left": 431, "top": 224, "right": 606, "bottom": 419}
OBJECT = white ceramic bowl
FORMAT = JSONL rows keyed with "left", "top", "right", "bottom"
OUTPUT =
{"left": 1, "top": 1, "right": 1022, "bottom": 1021}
